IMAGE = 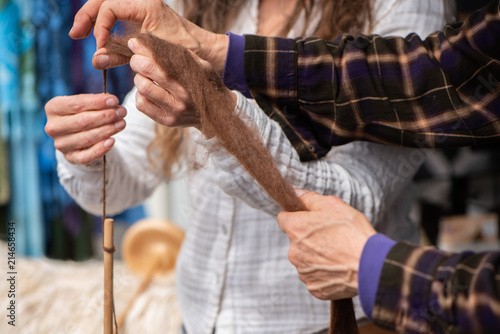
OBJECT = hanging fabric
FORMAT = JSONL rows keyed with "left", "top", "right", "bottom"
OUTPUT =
{"left": 0, "top": 0, "right": 44, "bottom": 256}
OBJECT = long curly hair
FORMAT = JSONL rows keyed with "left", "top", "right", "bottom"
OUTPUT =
{"left": 148, "top": 0, "right": 373, "bottom": 178}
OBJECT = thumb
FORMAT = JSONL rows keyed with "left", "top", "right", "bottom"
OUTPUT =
{"left": 93, "top": 48, "right": 131, "bottom": 70}
{"left": 294, "top": 189, "right": 322, "bottom": 211}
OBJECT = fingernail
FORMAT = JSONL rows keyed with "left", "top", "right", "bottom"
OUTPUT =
{"left": 114, "top": 119, "right": 126, "bottom": 129}
{"left": 69, "top": 27, "right": 73, "bottom": 35}
{"left": 128, "top": 38, "right": 137, "bottom": 51}
{"left": 95, "top": 54, "right": 110, "bottom": 68}
{"left": 115, "top": 107, "right": 127, "bottom": 118}
{"left": 104, "top": 138, "right": 114, "bottom": 148}
{"left": 106, "top": 97, "right": 118, "bottom": 107}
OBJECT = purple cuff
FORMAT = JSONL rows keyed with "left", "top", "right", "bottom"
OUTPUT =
{"left": 222, "top": 32, "right": 251, "bottom": 98}
{"left": 358, "top": 233, "right": 397, "bottom": 319}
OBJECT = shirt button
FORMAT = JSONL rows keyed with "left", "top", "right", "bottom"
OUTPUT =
{"left": 221, "top": 225, "right": 228, "bottom": 235}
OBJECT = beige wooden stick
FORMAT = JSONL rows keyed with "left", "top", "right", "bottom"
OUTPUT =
{"left": 104, "top": 218, "right": 115, "bottom": 334}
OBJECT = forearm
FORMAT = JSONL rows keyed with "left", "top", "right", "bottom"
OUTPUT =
{"left": 239, "top": 1, "right": 500, "bottom": 160}
{"left": 371, "top": 242, "right": 500, "bottom": 333}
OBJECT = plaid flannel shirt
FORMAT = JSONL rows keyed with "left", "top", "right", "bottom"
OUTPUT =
{"left": 244, "top": 1, "right": 500, "bottom": 161}
{"left": 374, "top": 242, "right": 500, "bottom": 333}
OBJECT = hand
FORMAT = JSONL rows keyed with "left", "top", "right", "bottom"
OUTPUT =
{"left": 70, "top": 0, "right": 228, "bottom": 74}
{"left": 277, "top": 190, "right": 376, "bottom": 300}
{"left": 127, "top": 38, "right": 200, "bottom": 129}
{"left": 44, "top": 94, "right": 127, "bottom": 165}
{"left": 127, "top": 38, "right": 236, "bottom": 132}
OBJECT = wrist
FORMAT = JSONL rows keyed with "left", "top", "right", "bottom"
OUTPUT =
{"left": 358, "top": 234, "right": 396, "bottom": 319}
{"left": 198, "top": 32, "right": 229, "bottom": 76}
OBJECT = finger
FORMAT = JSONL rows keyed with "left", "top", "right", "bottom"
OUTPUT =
{"left": 54, "top": 121, "right": 125, "bottom": 155}
{"left": 65, "top": 139, "right": 116, "bottom": 165}
{"left": 130, "top": 54, "right": 188, "bottom": 100}
{"left": 277, "top": 211, "right": 289, "bottom": 233}
{"left": 129, "top": 54, "right": 162, "bottom": 83}
{"left": 94, "top": 0, "right": 146, "bottom": 48}
{"left": 278, "top": 210, "right": 316, "bottom": 240}
{"left": 70, "top": 0, "right": 105, "bottom": 40}
{"left": 93, "top": 48, "right": 131, "bottom": 70}
{"left": 133, "top": 73, "right": 188, "bottom": 115}
{"left": 46, "top": 107, "right": 127, "bottom": 138}
{"left": 135, "top": 91, "right": 183, "bottom": 127}
{"left": 45, "top": 94, "right": 119, "bottom": 116}
{"left": 128, "top": 38, "right": 154, "bottom": 58}
{"left": 277, "top": 211, "right": 303, "bottom": 234}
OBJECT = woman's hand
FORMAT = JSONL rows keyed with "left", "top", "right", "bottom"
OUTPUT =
{"left": 44, "top": 94, "right": 126, "bottom": 165}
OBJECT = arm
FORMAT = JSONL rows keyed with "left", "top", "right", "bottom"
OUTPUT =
{"left": 72, "top": 0, "right": 500, "bottom": 160}
{"left": 239, "top": 1, "right": 500, "bottom": 160}
{"left": 55, "top": 89, "right": 164, "bottom": 215}
{"left": 277, "top": 191, "right": 500, "bottom": 333}
{"left": 203, "top": 91, "right": 420, "bottom": 222}
{"left": 209, "top": 0, "right": 449, "bottom": 216}
{"left": 371, "top": 240, "right": 500, "bottom": 333}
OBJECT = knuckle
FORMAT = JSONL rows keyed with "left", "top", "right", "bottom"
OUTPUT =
{"left": 80, "top": 132, "right": 98, "bottom": 148}
{"left": 162, "top": 118, "right": 175, "bottom": 127}
{"left": 65, "top": 152, "right": 77, "bottom": 164}
{"left": 100, "top": 1, "right": 113, "bottom": 12}
{"left": 163, "top": 114, "right": 180, "bottom": 127}
{"left": 53, "top": 140, "right": 65, "bottom": 152}
{"left": 72, "top": 115, "right": 89, "bottom": 130}
{"left": 141, "top": 58, "right": 157, "bottom": 76}
{"left": 44, "top": 123, "right": 55, "bottom": 137}
{"left": 72, "top": 149, "right": 97, "bottom": 166}
{"left": 177, "top": 88, "right": 190, "bottom": 102}
{"left": 135, "top": 93, "right": 147, "bottom": 112}
{"left": 73, "top": 154, "right": 89, "bottom": 166}
{"left": 170, "top": 100, "right": 188, "bottom": 114}
{"left": 135, "top": 77, "right": 152, "bottom": 96}
{"left": 167, "top": 102, "right": 187, "bottom": 115}
{"left": 310, "top": 289, "right": 323, "bottom": 300}
{"left": 287, "top": 247, "right": 299, "bottom": 265}
{"left": 277, "top": 211, "right": 288, "bottom": 224}
{"left": 297, "top": 272, "right": 309, "bottom": 285}
{"left": 68, "top": 96, "right": 84, "bottom": 112}
{"left": 44, "top": 98, "right": 56, "bottom": 113}
{"left": 103, "top": 108, "right": 116, "bottom": 123}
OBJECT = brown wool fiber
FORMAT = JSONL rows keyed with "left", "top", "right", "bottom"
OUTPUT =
{"left": 105, "top": 32, "right": 358, "bottom": 334}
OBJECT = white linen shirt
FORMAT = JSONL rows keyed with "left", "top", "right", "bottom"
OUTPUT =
{"left": 56, "top": 0, "right": 454, "bottom": 333}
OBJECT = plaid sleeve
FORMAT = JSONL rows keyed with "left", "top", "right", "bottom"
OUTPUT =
{"left": 372, "top": 242, "right": 500, "bottom": 333}
{"left": 244, "top": 1, "right": 500, "bottom": 161}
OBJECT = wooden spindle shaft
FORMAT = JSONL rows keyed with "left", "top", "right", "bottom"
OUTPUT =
{"left": 104, "top": 218, "right": 115, "bottom": 334}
